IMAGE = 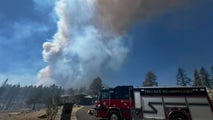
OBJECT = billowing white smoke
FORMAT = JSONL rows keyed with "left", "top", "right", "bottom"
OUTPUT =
{"left": 37, "top": 0, "right": 129, "bottom": 88}
{"left": 37, "top": 0, "right": 196, "bottom": 88}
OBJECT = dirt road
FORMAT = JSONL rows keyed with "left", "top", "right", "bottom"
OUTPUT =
{"left": 76, "top": 106, "right": 98, "bottom": 120}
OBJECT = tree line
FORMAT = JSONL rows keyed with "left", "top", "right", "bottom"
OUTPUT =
{"left": 65, "top": 66, "right": 213, "bottom": 98}
{"left": 142, "top": 66, "right": 213, "bottom": 88}
{"left": 1, "top": 66, "right": 213, "bottom": 111}
{"left": 0, "top": 77, "right": 103, "bottom": 111}
{"left": 0, "top": 81, "right": 63, "bottom": 111}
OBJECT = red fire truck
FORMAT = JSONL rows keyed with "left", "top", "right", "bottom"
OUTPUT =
{"left": 89, "top": 86, "right": 213, "bottom": 120}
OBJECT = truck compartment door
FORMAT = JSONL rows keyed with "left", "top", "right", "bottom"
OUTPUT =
{"left": 132, "top": 91, "right": 142, "bottom": 120}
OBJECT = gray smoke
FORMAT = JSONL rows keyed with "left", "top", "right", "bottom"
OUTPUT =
{"left": 96, "top": 0, "right": 189, "bottom": 33}
{"left": 37, "top": 0, "right": 193, "bottom": 88}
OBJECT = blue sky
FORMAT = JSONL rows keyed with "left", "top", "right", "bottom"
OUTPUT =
{"left": 0, "top": 0, "right": 213, "bottom": 87}
{"left": 0, "top": 0, "right": 56, "bottom": 85}
{"left": 107, "top": 0, "right": 213, "bottom": 87}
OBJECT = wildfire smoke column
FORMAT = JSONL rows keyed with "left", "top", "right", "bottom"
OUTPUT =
{"left": 37, "top": 0, "right": 195, "bottom": 88}
{"left": 96, "top": 0, "right": 188, "bottom": 33}
{"left": 37, "top": 0, "right": 129, "bottom": 88}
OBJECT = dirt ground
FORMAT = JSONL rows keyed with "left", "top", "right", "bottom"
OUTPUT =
{"left": 0, "top": 105, "right": 82, "bottom": 120}
{"left": 0, "top": 109, "right": 47, "bottom": 120}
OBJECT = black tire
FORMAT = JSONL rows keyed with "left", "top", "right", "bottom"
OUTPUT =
{"left": 108, "top": 110, "right": 121, "bottom": 120}
{"left": 169, "top": 113, "right": 188, "bottom": 120}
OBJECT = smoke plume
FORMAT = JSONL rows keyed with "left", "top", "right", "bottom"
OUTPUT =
{"left": 37, "top": 0, "right": 191, "bottom": 88}
{"left": 96, "top": 0, "right": 187, "bottom": 33}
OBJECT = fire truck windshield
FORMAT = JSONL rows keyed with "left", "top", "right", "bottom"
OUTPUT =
{"left": 98, "top": 90, "right": 109, "bottom": 101}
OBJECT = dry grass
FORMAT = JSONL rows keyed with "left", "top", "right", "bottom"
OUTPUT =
{"left": 0, "top": 109, "right": 47, "bottom": 120}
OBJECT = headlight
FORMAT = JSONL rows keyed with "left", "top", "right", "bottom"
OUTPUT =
{"left": 97, "top": 103, "right": 101, "bottom": 108}
{"left": 88, "top": 109, "right": 95, "bottom": 115}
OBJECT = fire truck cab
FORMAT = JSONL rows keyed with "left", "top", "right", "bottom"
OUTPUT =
{"left": 92, "top": 86, "right": 213, "bottom": 120}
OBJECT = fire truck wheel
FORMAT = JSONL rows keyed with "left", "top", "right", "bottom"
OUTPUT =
{"left": 169, "top": 112, "right": 188, "bottom": 120}
{"left": 109, "top": 110, "right": 121, "bottom": 120}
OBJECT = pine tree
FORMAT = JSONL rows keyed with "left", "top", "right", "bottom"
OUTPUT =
{"left": 142, "top": 71, "right": 158, "bottom": 86}
{"left": 88, "top": 77, "right": 103, "bottom": 96}
{"left": 176, "top": 68, "right": 191, "bottom": 86}
{"left": 193, "top": 69, "right": 202, "bottom": 86}
{"left": 200, "top": 67, "right": 210, "bottom": 88}
{"left": 209, "top": 66, "right": 213, "bottom": 88}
